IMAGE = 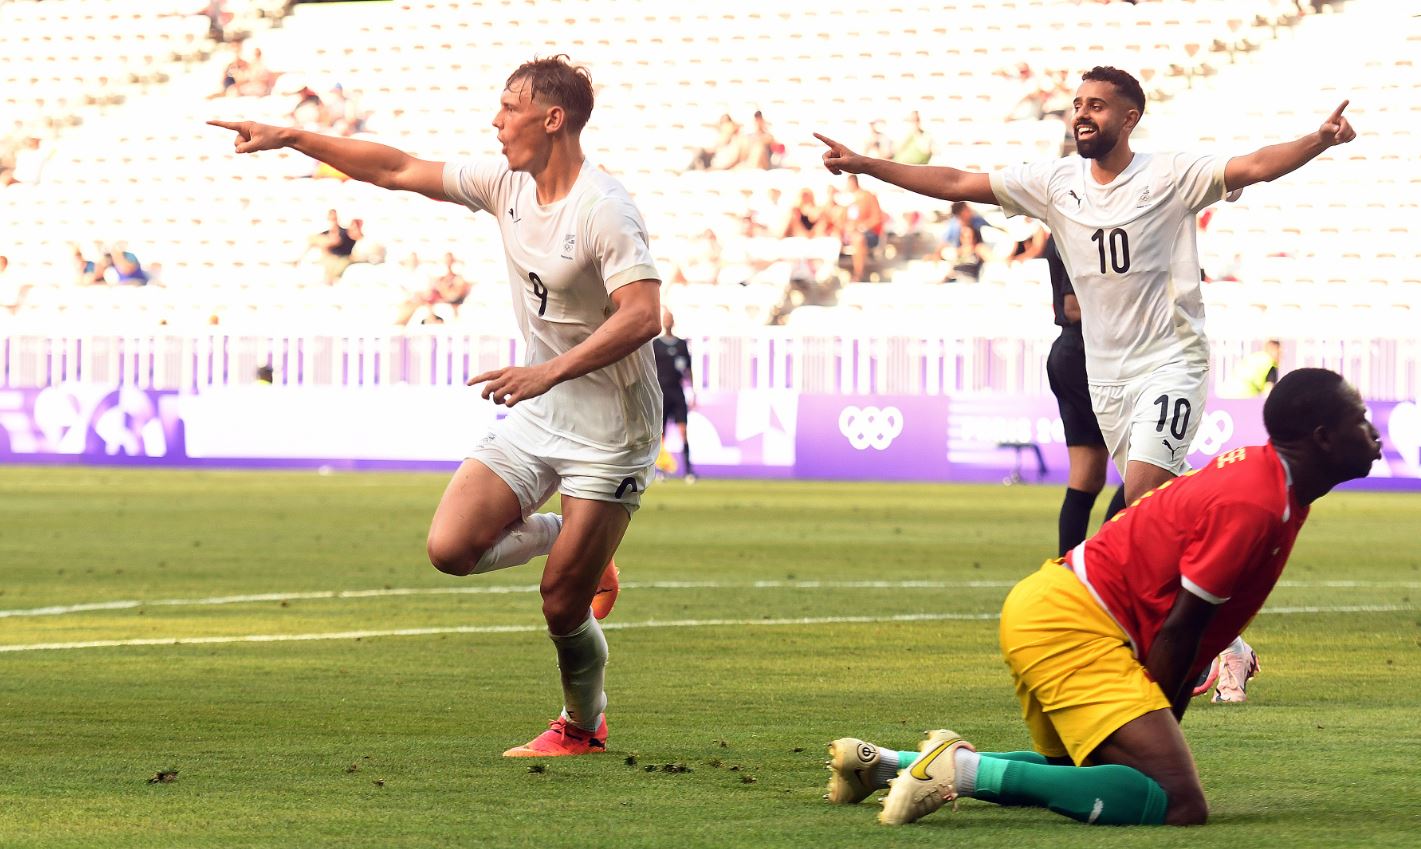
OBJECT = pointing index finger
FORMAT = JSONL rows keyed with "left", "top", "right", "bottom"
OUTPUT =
{"left": 1327, "top": 100, "right": 1349, "bottom": 123}
{"left": 206, "top": 120, "right": 240, "bottom": 131}
{"left": 812, "top": 132, "right": 840, "bottom": 149}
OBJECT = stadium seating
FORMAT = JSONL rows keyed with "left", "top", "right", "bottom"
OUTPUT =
{"left": 0, "top": 0, "right": 1416, "bottom": 380}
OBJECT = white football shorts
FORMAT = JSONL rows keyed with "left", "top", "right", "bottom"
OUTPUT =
{"left": 1089, "top": 364, "right": 1208, "bottom": 478}
{"left": 468, "top": 417, "right": 655, "bottom": 517}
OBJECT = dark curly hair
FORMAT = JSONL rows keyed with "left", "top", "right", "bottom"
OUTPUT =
{"left": 1263, "top": 368, "right": 1353, "bottom": 443}
{"left": 1081, "top": 66, "right": 1145, "bottom": 116}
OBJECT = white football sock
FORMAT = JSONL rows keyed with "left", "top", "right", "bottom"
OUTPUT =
{"left": 871, "top": 749, "right": 902, "bottom": 787}
{"left": 550, "top": 612, "right": 608, "bottom": 732}
{"left": 471, "top": 513, "right": 562, "bottom": 574}
{"left": 953, "top": 747, "right": 980, "bottom": 796}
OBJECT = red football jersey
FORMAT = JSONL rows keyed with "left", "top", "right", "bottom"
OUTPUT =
{"left": 1065, "top": 442, "right": 1308, "bottom": 671}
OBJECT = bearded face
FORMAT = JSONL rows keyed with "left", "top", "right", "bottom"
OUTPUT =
{"left": 1073, "top": 118, "right": 1118, "bottom": 160}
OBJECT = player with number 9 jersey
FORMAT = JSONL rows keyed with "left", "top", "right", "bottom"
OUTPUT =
{"left": 443, "top": 157, "right": 662, "bottom": 463}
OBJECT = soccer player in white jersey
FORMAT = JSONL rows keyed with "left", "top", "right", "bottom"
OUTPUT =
{"left": 210, "top": 56, "right": 663, "bottom": 757}
{"left": 816, "top": 66, "right": 1355, "bottom": 507}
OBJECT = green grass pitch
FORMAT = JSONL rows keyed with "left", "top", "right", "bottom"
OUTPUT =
{"left": 1, "top": 466, "right": 1417, "bottom": 848}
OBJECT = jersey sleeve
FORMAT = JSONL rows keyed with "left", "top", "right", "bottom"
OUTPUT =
{"left": 1170, "top": 153, "right": 1229, "bottom": 214}
{"left": 1178, "top": 503, "right": 1276, "bottom": 604}
{"left": 586, "top": 196, "right": 661, "bottom": 293}
{"left": 442, "top": 158, "right": 506, "bottom": 214}
{"left": 989, "top": 160, "right": 1055, "bottom": 220}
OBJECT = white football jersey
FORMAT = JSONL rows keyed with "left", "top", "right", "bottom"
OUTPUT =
{"left": 443, "top": 158, "right": 662, "bottom": 460}
{"left": 991, "top": 153, "right": 1228, "bottom": 383}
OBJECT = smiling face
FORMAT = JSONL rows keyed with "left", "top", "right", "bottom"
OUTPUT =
{"left": 492, "top": 79, "right": 556, "bottom": 172}
{"left": 1070, "top": 80, "right": 1138, "bottom": 160}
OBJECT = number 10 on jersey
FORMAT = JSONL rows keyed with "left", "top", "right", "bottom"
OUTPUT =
{"left": 1091, "top": 228, "right": 1131, "bottom": 274}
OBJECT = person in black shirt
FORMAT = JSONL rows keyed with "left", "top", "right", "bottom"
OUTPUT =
{"left": 1045, "top": 234, "right": 1124, "bottom": 554}
{"left": 653, "top": 307, "right": 696, "bottom": 482}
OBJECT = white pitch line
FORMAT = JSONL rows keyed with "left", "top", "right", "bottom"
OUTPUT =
{"left": 3, "top": 578, "right": 1420, "bottom": 620}
{"left": 0, "top": 612, "right": 999, "bottom": 653}
{"left": 0, "top": 605, "right": 1412, "bottom": 655}
{"left": 0, "top": 580, "right": 1016, "bottom": 619}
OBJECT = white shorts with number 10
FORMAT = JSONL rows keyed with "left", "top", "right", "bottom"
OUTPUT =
{"left": 1088, "top": 364, "right": 1208, "bottom": 478}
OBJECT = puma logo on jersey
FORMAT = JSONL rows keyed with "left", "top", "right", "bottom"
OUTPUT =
{"left": 1067, "top": 189, "right": 1082, "bottom": 207}
{"left": 507, "top": 207, "right": 521, "bottom": 223}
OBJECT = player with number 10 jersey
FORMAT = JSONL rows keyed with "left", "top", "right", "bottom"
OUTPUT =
{"left": 991, "top": 151, "right": 1224, "bottom": 479}
{"left": 816, "top": 64, "right": 1356, "bottom": 505}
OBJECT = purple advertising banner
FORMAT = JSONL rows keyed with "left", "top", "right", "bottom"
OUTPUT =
{"left": 794, "top": 394, "right": 952, "bottom": 481}
{"left": 2, "top": 384, "right": 1418, "bottom": 490}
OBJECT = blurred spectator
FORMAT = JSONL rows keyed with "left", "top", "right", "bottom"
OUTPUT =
{"left": 3, "top": 137, "right": 51, "bottom": 187}
{"left": 942, "top": 201, "right": 987, "bottom": 282}
{"left": 780, "top": 188, "right": 832, "bottom": 239}
{"left": 212, "top": 44, "right": 280, "bottom": 99}
{"left": 935, "top": 201, "right": 988, "bottom": 257}
{"left": 1006, "top": 66, "right": 1071, "bottom": 123}
{"left": 297, "top": 209, "right": 358, "bottom": 284}
{"left": 347, "top": 218, "right": 385, "bottom": 265}
{"left": 241, "top": 48, "right": 278, "bottom": 96}
{"left": 394, "top": 252, "right": 434, "bottom": 324}
{"left": 1004, "top": 218, "right": 1049, "bottom": 266}
{"left": 741, "top": 110, "right": 781, "bottom": 170}
{"left": 688, "top": 114, "right": 743, "bottom": 171}
{"left": 288, "top": 82, "right": 326, "bottom": 129}
{"left": 1226, "top": 340, "right": 1282, "bottom": 398}
{"left": 432, "top": 252, "right": 471, "bottom": 311}
{"left": 110, "top": 245, "right": 150, "bottom": 285}
{"left": 863, "top": 119, "right": 894, "bottom": 159}
{"left": 256, "top": 364, "right": 274, "bottom": 385}
{"left": 669, "top": 229, "right": 723, "bottom": 286}
{"left": 210, "top": 43, "right": 247, "bottom": 98}
{"left": 73, "top": 243, "right": 113, "bottom": 285}
{"left": 839, "top": 175, "right": 886, "bottom": 282}
{"left": 200, "top": 0, "right": 234, "bottom": 43}
{"left": 892, "top": 111, "right": 933, "bottom": 165}
{"left": 396, "top": 252, "right": 471, "bottom": 324}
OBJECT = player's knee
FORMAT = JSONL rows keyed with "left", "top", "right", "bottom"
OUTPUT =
{"left": 539, "top": 584, "right": 587, "bottom": 633}
{"left": 426, "top": 533, "right": 483, "bottom": 577}
{"left": 1164, "top": 789, "right": 1209, "bottom": 826}
{"left": 1165, "top": 796, "right": 1210, "bottom": 824}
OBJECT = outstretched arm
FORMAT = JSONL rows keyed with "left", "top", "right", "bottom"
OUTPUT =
{"left": 1223, "top": 100, "right": 1356, "bottom": 192}
{"left": 207, "top": 120, "right": 447, "bottom": 200}
{"left": 815, "top": 133, "right": 997, "bottom": 205}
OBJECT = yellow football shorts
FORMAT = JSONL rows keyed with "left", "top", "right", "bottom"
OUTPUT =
{"left": 999, "top": 560, "right": 1170, "bottom": 766}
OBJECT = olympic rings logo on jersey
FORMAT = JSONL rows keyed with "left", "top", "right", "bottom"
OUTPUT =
{"left": 838, "top": 405, "right": 904, "bottom": 451}
{"left": 1189, "top": 410, "right": 1235, "bottom": 456}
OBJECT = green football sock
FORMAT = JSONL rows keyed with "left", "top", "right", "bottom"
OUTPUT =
{"left": 981, "top": 751, "right": 1049, "bottom": 765}
{"left": 972, "top": 756, "right": 1168, "bottom": 825}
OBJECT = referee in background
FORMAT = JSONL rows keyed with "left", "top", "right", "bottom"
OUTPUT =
{"left": 1045, "top": 233, "right": 1125, "bottom": 554}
